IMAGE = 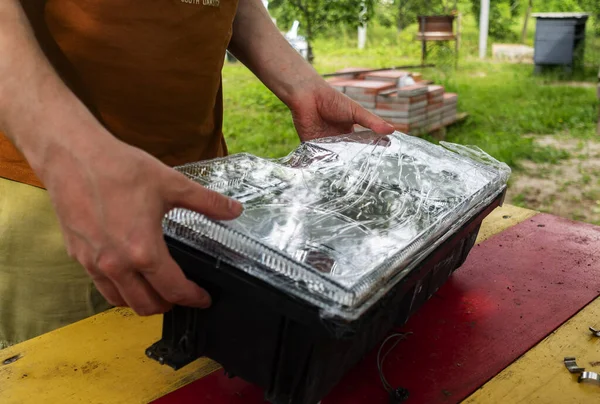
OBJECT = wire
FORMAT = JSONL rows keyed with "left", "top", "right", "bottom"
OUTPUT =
{"left": 376, "top": 332, "right": 413, "bottom": 395}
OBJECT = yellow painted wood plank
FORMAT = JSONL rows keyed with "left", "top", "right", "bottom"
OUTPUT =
{"left": 0, "top": 204, "right": 536, "bottom": 404}
{"left": 477, "top": 204, "right": 538, "bottom": 244}
{"left": 463, "top": 297, "right": 600, "bottom": 404}
{"left": 0, "top": 308, "right": 220, "bottom": 404}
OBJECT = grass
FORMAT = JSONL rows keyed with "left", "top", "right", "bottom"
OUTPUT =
{"left": 222, "top": 69, "right": 299, "bottom": 158}
{"left": 511, "top": 192, "right": 528, "bottom": 207}
{"left": 222, "top": 18, "right": 599, "bottom": 172}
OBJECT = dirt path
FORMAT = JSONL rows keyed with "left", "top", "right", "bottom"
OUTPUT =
{"left": 507, "top": 135, "right": 600, "bottom": 225}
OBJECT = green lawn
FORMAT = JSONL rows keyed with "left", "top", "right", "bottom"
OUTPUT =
{"left": 222, "top": 21, "right": 599, "bottom": 172}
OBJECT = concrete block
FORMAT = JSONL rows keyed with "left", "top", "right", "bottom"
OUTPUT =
{"left": 375, "top": 100, "right": 428, "bottom": 112}
{"left": 372, "top": 107, "right": 426, "bottom": 119}
{"left": 343, "top": 80, "right": 396, "bottom": 96}
{"left": 396, "top": 84, "right": 428, "bottom": 98}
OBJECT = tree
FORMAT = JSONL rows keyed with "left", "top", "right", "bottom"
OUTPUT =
{"left": 270, "top": 0, "right": 375, "bottom": 62}
{"left": 396, "top": 0, "right": 414, "bottom": 32}
{"left": 565, "top": 0, "right": 600, "bottom": 35}
{"left": 520, "top": 0, "right": 533, "bottom": 44}
{"left": 372, "top": 0, "right": 397, "bottom": 30}
{"left": 470, "top": 0, "right": 520, "bottom": 41}
{"left": 531, "top": 0, "right": 600, "bottom": 35}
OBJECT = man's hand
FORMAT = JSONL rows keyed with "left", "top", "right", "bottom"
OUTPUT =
{"left": 42, "top": 133, "right": 243, "bottom": 315}
{"left": 227, "top": 0, "right": 394, "bottom": 143}
{"left": 288, "top": 82, "right": 395, "bottom": 142}
{"left": 0, "top": 1, "right": 246, "bottom": 316}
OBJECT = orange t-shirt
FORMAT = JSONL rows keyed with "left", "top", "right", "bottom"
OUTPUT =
{"left": 0, "top": 0, "right": 239, "bottom": 189}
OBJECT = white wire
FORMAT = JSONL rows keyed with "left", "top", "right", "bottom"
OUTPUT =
{"left": 376, "top": 332, "right": 413, "bottom": 392}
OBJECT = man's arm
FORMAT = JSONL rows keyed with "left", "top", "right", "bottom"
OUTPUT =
{"left": 226, "top": 0, "right": 318, "bottom": 112}
{"left": 228, "top": 0, "right": 394, "bottom": 140}
{"left": 0, "top": 1, "right": 96, "bottom": 173}
{"left": 0, "top": 1, "right": 242, "bottom": 315}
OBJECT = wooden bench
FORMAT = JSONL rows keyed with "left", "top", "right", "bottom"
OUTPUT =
{"left": 416, "top": 15, "right": 461, "bottom": 68}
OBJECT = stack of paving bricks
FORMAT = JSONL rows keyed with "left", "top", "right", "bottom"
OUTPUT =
{"left": 442, "top": 92, "right": 458, "bottom": 127}
{"left": 373, "top": 84, "right": 428, "bottom": 134}
{"left": 425, "top": 85, "right": 444, "bottom": 133}
{"left": 327, "top": 68, "right": 458, "bottom": 135}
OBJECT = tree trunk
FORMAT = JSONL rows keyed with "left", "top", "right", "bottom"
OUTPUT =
{"left": 305, "top": 15, "right": 315, "bottom": 63}
{"left": 479, "top": 0, "right": 490, "bottom": 59}
{"left": 520, "top": 0, "right": 532, "bottom": 44}
{"left": 396, "top": 0, "right": 406, "bottom": 33}
{"left": 396, "top": 13, "right": 404, "bottom": 33}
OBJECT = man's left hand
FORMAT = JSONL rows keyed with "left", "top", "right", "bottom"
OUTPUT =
{"left": 289, "top": 82, "right": 395, "bottom": 142}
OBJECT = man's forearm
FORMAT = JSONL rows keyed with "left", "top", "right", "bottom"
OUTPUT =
{"left": 0, "top": 1, "right": 108, "bottom": 179}
{"left": 228, "top": 0, "right": 325, "bottom": 110}
{"left": 229, "top": 1, "right": 394, "bottom": 142}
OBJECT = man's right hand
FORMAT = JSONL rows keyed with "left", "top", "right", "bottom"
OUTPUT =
{"left": 41, "top": 132, "right": 243, "bottom": 316}
{"left": 1, "top": 0, "right": 244, "bottom": 315}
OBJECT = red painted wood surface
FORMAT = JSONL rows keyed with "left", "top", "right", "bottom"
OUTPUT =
{"left": 152, "top": 214, "right": 600, "bottom": 404}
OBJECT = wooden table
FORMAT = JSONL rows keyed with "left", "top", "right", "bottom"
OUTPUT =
{"left": 2, "top": 205, "right": 600, "bottom": 403}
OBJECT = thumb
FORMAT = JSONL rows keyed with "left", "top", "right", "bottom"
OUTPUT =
{"left": 168, "top": 173, "right": 243, "bottom": 221}
{"left": 352, "top": 102, "right": 395, "bottom": 135}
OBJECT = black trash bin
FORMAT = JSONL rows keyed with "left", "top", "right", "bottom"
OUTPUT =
{"left": 532, "top": 12, "right": 589, "bottom": 74}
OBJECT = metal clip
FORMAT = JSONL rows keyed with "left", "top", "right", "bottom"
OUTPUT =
{"left": 564, "top": 357, "right": 585, "bottom": 373}
{"left": 589, "top": 327, "right": 600, "bottom": 337}
{"left": 579, "top": 371, "right": 600, "bottom": 385}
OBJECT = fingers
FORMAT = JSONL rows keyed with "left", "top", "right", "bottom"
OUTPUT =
{"left": 56, "top": 152, "right": 225, "bottom": 317}
{"left": 91, "top": 275, "right": 127, "bottom": 307}
{"left": 85, "top": 246, "right": 169, "bottom": 315}
{"left": 351, "top": 102, "right": 395, "bottom": 135}
{"left": 67, "top": 236, "right": 127, "bottom": 307}
{"left": 169, "top": 174, "right": 243, "bottom": 221}
{"left": 110, "top": 270, "right": 172, "bottom": 316}
{"left": 140, "top": 242, "right": 212, "bottom": 309}
{"left": 89, "top": 261, "right": 204, "bottom": 316}
{"left": 85, "top": 229, "right": 211, "bottom": 315}
{"left": 88, "top": 173, "right": 227, "bottom": 315}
